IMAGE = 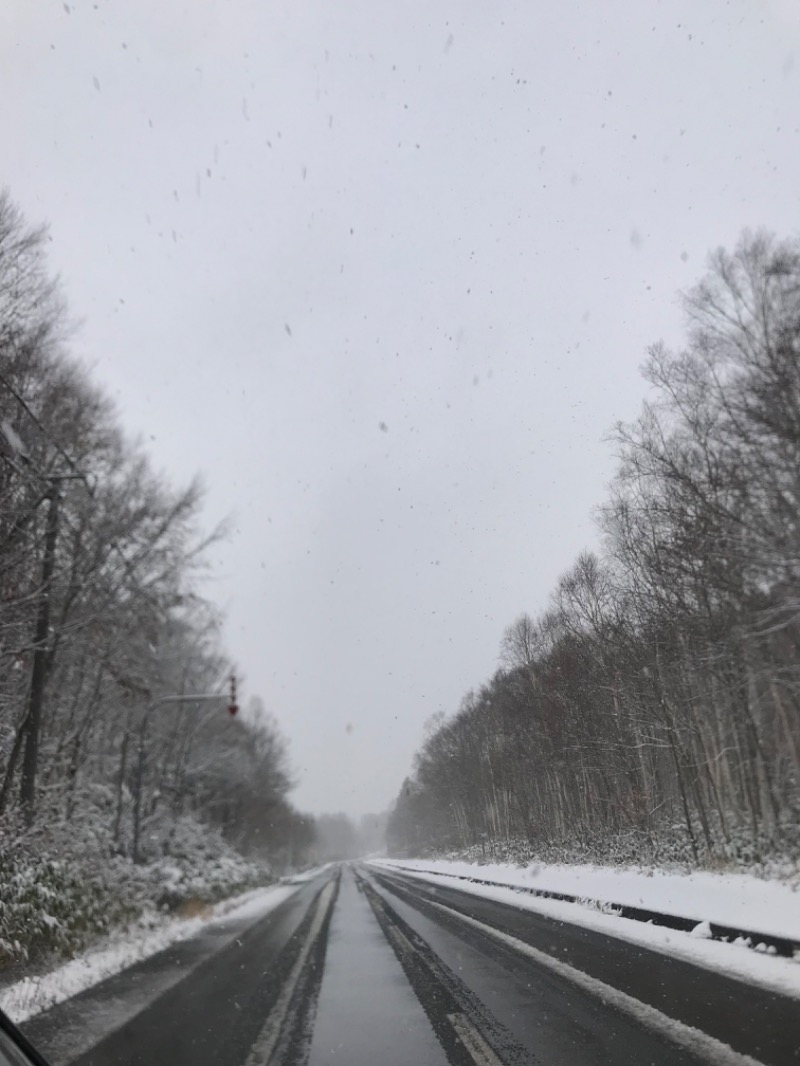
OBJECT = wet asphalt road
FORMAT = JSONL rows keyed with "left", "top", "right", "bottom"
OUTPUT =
{"left": 367, "top": 866, "right": 800, "bottom": 1066}
{"left": 23, "top": 875, "right": 334, "bottom": 1066}
{"left": 307, "top": 868, "right": 447, "bottom": 1066}
{"left": 19, "top": 863, "right": 800, "bottom": 1066}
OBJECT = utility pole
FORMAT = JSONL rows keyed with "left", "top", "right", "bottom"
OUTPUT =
{"left": 131, "top": 679, "right": 238, "bottom": 864}
{"left": 1, "top": 408, "right": 92, "bottom": 823}
{"left": 19, "top": 480, "right": 61, "bottom": 823}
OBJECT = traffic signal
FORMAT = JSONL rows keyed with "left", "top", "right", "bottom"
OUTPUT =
{"left": 228, "top": 674, "right": 239, "bottom": 716}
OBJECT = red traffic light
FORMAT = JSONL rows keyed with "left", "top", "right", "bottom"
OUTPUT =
{"left": 228, "top": 702, "right": 239, "bottom": 716}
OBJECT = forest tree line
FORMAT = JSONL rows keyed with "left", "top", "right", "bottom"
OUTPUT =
{"left": 388, "top": 231, "right": 800, "bottom": 868}
{"left": 0, "top": 189, "right": 315, "bottom": 951}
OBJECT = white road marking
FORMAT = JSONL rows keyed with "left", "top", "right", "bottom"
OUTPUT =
{"left": 245, "top": 879, "right": 337, "bottom": 1066}
{"left": 447, "top": 1012, "right": 505, "bottom": 1066}
{"left": 429, "top": 900, "right": 768, "bottom": 1066}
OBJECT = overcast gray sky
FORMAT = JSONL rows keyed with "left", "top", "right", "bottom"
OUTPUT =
{"left": 2, "top": 0, "right": 798, "bottom": 816}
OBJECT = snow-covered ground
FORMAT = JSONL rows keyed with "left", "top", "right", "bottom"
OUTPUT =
{"left": 369, "top": 859, "right": 800, "bottom": 1000}
{"left": 372, "top": 858, "right": 800, "bottom": 940}
{"left": 280, "top": 862, "right": 334, "bottom": 885}
{"left": 0, "top": 883, "right": 297, "bottom": 1024}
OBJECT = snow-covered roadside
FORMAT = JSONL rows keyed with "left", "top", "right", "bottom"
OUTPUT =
{"left": 280, "top": 862, "right": 334, "bottom": 885}
{"left": 369, "top": 859, "right": 800, "bottom": 1000}
{"left": 0, "top": 883, "right": 297, "bottom": 1024}
{"left": 372, "top": 858, "right": 800, "bottom": 940}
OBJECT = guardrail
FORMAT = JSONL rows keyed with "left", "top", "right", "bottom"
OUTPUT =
{"left": 373, "top": 862, "right": 799, "bottom": 959}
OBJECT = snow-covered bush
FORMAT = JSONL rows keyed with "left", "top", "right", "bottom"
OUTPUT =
{"left": 0, "top": 842, "right": 133, "bottom": 964}
{"left": 0, "top": 806, "right": 272, "bottom": 968}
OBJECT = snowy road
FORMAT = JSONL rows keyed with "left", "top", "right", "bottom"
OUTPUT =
{"left": 306, "top": 868, "right": 447, "bottom": 1066}
{"left": 18, "top": 864, "right": 799, "bottom": 1066}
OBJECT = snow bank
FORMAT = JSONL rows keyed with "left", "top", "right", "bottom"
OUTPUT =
{"left": 369, "top": 860, "right": 800, "bottom": 1000}
{"left": 0, "top": 883, "right": 296, "bottom": 1024}
{"left": 280, "top": 863, "right": 334, "bottom": 885}
{"left": 373, "top": 858, "right": 800, "bottom": 941}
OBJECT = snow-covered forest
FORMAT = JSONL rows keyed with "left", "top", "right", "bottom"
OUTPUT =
{"left": 0, "top": 191, "right": 315, "bottom": 964}
{"left": 388, "top": 231, "right": 800, "bottom": 873}
{"left": 5, "top": 181, "right": 800, "bottom": 970}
